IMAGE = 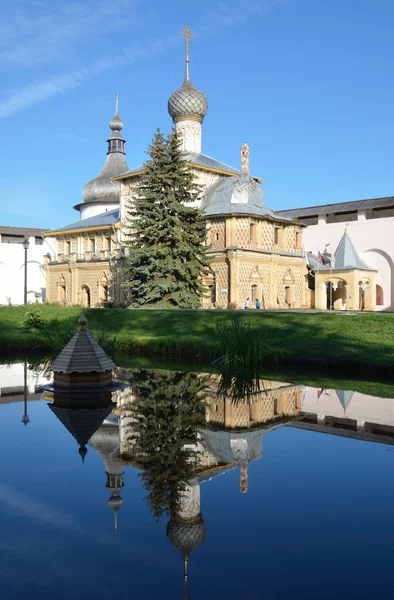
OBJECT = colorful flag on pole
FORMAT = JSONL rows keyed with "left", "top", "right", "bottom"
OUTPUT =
{"left": 318, "top": 389, "right": 324, "bottom": 399}
{"left": 317, "top": 250, "right": 327, "bottom": 265}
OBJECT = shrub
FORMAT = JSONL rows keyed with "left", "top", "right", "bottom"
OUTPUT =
{"left": 24, "top": 309, "right": 45, "bottom": 329}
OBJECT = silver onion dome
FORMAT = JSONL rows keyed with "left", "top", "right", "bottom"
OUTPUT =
{"left": 168, "top": 26, "right": 208, "bottom": 123}
{"left": 82, "top": 96, "right": 128, "bottom": 205}
{"left": 168, "top": 78, "right": 208, "bottom": 123}
{"left": 167, "top": 514, "right": 206, "bottom": 557}
{"left": 109, "top": 113, "right": 124, "bottom": 131}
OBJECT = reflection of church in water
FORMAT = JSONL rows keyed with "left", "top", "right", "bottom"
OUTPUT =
{"left": 42, "top": 366, "right": 394, "bottom": 598}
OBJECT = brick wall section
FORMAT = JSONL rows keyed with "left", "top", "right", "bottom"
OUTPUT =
{"left": 205, "top": 384, "right": 303, "bottom": 428}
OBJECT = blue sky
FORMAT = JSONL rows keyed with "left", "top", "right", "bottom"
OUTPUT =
{"left": 1, "top": 0, "right": 394, "bottom": 229}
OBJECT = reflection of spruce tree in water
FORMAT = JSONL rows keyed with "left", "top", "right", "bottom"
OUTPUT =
{"left": 126, "top": 369, "right": 207, "bottom": 520}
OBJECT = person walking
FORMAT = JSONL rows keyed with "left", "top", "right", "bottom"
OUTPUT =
{"left": 244, "top": 297, "right": 250, "bottom": 310}
{"left": 255, "top": 298, "right": 261, "bottom": 310}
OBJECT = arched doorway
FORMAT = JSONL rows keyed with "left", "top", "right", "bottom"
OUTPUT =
{"left": 99, "top": 274, "right": 109, "bottom": 304}
{"left": 79, "top": 285, "right": 91, "bottom": 308}
{"left": 376, "top": 284, "right": 384, "bottom": 306}
{"left": 362, "top": 248, "right": 392, "bottom": 311}
{"left": 58, "top": 276, "right": 66, "bottom": 304}
{"left": 358, "top": 281, "right": 367, "bottom": 310}
{"left": 326, "top": 282, "right": 334, "bottom": 309}
{"left": 332, "top": 281, "right": 347, "bottom": 310}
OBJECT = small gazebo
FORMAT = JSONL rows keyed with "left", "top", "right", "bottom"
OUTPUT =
{"left": 49, "top": 314, "right": 117, "bottom": 391}
{"left": 40, "top": 314, "right": 127, "bottom": 462}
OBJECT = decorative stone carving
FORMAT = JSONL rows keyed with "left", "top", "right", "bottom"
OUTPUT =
{"left": 176, "top": 119, "right": 202, "bottom": 153}
{"left": 241, "top": 142, "right": 250, "bottom": 174}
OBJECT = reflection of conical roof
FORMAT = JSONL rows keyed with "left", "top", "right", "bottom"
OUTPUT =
{"left": 336, "top": 390, "right": 355, "bottom": 412}
{"left": 50, "top": 329, "right": 116, "bottom": 374}
{"left": 201, "top": 429, "right": 263, "bottom": 466}
{"left": 167, "top": 515, "right": 206, "bottom": 558}
{"left": 49, "top": 404, "right": 113, "bottom": 448}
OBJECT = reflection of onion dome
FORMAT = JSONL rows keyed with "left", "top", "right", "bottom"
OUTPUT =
{"left": 168, "top": 79, "right": 208, "bottom": 124}
{"left": 108, "top": 494, "right": 123, "bottom": 534}
{"left": 108, "top": 495, "right": 123, "bottom": 512}
{"left": 88, "top": 420, "right": 124, "bottom": 533}
{"left": 167, "top": 514, "right": 206, "bottom": 557}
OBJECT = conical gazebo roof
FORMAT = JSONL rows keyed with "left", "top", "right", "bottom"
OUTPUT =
{"left": 333, "top": 231, "right": 372, "bottom": 270}
{"left": 50, "top": 314, "right": 116, "bottom": 374}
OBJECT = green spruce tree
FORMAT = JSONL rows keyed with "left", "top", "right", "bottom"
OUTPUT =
{"left": 123, "top": 129, "right": 210, "bottom": 307}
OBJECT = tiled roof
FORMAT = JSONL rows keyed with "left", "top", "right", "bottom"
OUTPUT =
{"left": 278, "top": 196, "right": 394, "bottom": 219}
{"left": 115, "top": 152, "right": 262, "bottom": 181}
{"left": 48, "top": 208, "right": 119, "bottom": 235}
{"left": 0, "top": 226, "right": 48, "bottom": 237}
{"left": 50, "top": 329, "right": 116, "bottom": 374}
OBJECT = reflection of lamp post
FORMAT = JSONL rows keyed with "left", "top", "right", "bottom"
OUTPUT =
{"left": 22, "top": 238, "right": 30, "bottom": 304}
{"left": 22, "top": 362, "right": 30, "bottom": 425}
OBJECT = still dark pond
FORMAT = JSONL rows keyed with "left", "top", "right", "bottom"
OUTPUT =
{"left": 1, "top": 362, "right": 394, "bottom": 599}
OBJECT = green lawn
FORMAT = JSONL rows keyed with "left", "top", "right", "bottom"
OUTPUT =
{"left": 1, "top": 305, "right": 394, "bottom": 376}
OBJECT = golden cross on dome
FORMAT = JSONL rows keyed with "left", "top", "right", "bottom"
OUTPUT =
{"left": 182, "top": 26, "right": 193, "bottom": 80}
{"left": 182, "top": 26, "right": 193, "bottom": 57}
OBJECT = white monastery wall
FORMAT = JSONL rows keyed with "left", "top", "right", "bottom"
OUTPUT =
{"left": 302, "top": 216, "right": 394, "bottom": 310}
{"left": 302, "top": 387, "right": 394, "bottom": 428}
{"left": 0, "top": 363, "right": 51, "bottom": 396}
{"left": 0, "top": 234, "right": 56, "bottom": 305}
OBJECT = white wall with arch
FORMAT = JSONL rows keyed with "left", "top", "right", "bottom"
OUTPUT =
{"left": 302, "top": 215, "right": 394, "bottom": 311}
{"left": 0, "top": 234, "right": 55, "bottom": 305}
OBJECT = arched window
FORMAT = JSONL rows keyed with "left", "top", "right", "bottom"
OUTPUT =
{"left": 209, "top": 285, "right": 216, "bottom": 304}
{"left": 250, "top": 223, "right": 256, "bottom": 243}
{"left": 284, "top": 286, "right": 292, "bottom": 305}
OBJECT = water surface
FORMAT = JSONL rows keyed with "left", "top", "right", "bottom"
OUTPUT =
{"left": 1, "top": 363, "right": 394, "bottom": 599}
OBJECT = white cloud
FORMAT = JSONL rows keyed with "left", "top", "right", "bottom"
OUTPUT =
{"left": 0, "top": 0, "right": 291, "bottom": 119}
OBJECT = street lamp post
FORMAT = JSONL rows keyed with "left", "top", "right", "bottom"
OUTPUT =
{"left": 22, "top": 238, "right": 30, "bottom": 304}
{"left": 22, "top": 362, "right": 30, "bottom": 425}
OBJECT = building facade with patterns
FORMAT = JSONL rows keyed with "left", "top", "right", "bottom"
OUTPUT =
{"left": 44, "top": 32, "right": 306, "bottom": 309}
